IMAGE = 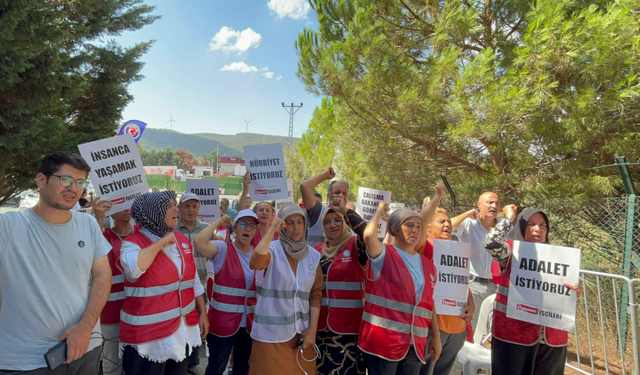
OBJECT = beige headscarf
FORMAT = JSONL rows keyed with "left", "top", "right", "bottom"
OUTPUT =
{"left": 320, "top": 208, "right": 353, "bottom": 259}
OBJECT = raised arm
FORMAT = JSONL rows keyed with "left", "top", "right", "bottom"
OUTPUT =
{"left": 194, "top": 215, "right": 232, "bottom": 258}
{"left": 484, "top": 204, "right": 517, "bottom": 270}
{"left": 300, "top": 168, "right": 335, "bottom": 211}
{"left": 365, "top": 202, "right": 388, "bottom": 259}
{"left": 136, "top": 232, "right": 176, "bottom": 272}
{"left": 238, "top": 172, "right": 251, "bottom": 211}
{"left": 91, "top": 198, "right": 111, "bottom": 233}
{"left": 415, "top": 183, "right": 445, "bottom": 252}
{"left": 451, "top": 209, "right": 477, "bottom": 228}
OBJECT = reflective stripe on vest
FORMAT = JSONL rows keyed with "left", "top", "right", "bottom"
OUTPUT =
{"left": 213, "top": 283, "right": 248, "bottom": 297}
{"left": 321, "top": 298, "right": 364, "bottom": 308}
{"left": 210, "top": 300, "right": 246, "bottom": 314}
{"left": 257, "top": 286, "right": 310, "bottom": 300}
{"left": 497, "top": 285, "right": 509, "bottom": 296}
{"left": 325, "top": 281, "right": 365, "bottom": 291}
{"left": 112, "top": 275, "right": 124, "bottom": 284}
{"left": 254, "top": 311, "right": 310, "bottom": 325}
{"left": 495, "top": 301, "right": 508, "bottom": 314}
{"left": 365, "top": 294, "right": 433, "bottom": 320}
{"left": 121, "top": 299, "right": 196, "bottom": 326}
{"left": 362, "top": 312, "right": 430, "bottom": 338}
{"left": 125, "top": 279, "right": 195, "bottom": 298}
{"left": 108, "top": 291, "right": 126, "bottom": 302}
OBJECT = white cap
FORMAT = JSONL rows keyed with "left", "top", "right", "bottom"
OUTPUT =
{"left": 234, "top": 209, "right": 259, "bottom": 224}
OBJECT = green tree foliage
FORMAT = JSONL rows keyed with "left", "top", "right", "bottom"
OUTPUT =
{"left": 0, "top": 0, "right": 158, "bottom": 204}
{"left": 138, "top": 145, "right": 178, "bottom": 166}
{"left": 198, "top": 151, "right": 220, "bottom": 173}
{"left": 296, "top": 0, "right": 640, "bottom": 204}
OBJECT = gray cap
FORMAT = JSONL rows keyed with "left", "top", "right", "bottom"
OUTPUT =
{"left": 180, "top": 192, "right": 200, "bottom": 204}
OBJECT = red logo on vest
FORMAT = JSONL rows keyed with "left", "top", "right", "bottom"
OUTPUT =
{"left": 517, "top": 304, "right": 538, "bottom": 314}
{"left": 442, "top": 299, "right": 456, "bottom": 307}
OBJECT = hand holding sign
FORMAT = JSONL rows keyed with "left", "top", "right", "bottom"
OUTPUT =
{"left": 564, "top": 283, "right": 584, "bottom": 298}
{"left": 92, "top": 198, "right": 111, "bottom": 222}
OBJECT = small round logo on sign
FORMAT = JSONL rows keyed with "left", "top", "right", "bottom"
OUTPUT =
{"left": 343, "top": 250, "right": 351, "bottom": 257}
{"left": 78, "top": 240, "right": 85, "bottom": 248}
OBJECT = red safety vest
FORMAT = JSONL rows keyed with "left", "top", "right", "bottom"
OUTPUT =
{"left": 208, "top": 243, "right": 256, "bottom": 337}
{"left": 250, "top": 229, "right": 279, "bottom": 248}
{"left": 493, "top": 241, "right": 568, "bottom": 346}
{"left": 358, "top": 244, "right": 437, "bottom": 363}
{"left": 313, "top": 237, "right": 365, "bottom": 334}
{"left": 101, "top": 226, "right": 140, "bottom": 325}
{"left": 119, "top": 231, "right": 199, "bottom": 345}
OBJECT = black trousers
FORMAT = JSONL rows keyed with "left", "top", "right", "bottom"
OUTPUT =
{"left": 205, "top": 330, "right": 252, "bottom": 375}
{"left": 122, "top": 345, "right": 188, "bottom": 375}
{"left": 363, "top": 349, "right": 424, "bottom": 375}
{"left": 0, "top": 347, "right": 101, "bottom": 375}
{"left": 491, "top": 337, "right": 568, "bottom": 375}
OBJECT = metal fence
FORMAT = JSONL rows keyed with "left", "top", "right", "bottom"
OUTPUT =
{"left": 565, "top": 270, "right": 640, "bottom": 375}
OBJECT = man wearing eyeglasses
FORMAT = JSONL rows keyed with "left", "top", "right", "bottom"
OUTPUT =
{"left": 0, "top": 151, "right": 112, "bottom": 374}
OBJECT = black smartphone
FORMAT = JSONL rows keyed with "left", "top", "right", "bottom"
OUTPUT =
{"left": 44, "top": 341, "right": 67, "bottom": 371}
{"left": 297, "top": 336, "right": 304, "bottom": 347}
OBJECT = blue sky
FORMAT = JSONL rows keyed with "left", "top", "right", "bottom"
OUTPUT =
{"left": 117, "top": 0, "right": 321, "bottom": 137}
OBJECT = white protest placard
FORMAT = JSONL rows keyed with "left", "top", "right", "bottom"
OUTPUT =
{"left": 432, "top": 240, "right": 471, "bottom": 316}
{"left": 186, "top": 179, "right": 220, "bottom": 222}
{"left": 244, "top": 143, "right": 288, "bottom": 200}
{"left": 506, "top": 241, "right": 581, "bottom": 331}
{"left": 275, "top": 179, "right": 294, "bottom": 215}
{"left": 356, "top": 187, "right": 392, "bottom": 237}
{"left": 78, "top": 134, "right": 148, "bottom": 214}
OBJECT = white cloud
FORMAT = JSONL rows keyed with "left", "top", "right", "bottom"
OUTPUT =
{"left": 260, "top": 66, "right": 270, "bottom": 72}
{"left": 209, "top": 26, "right": 262, "bottom": 54}
{"left": 220, "top": 62, "right": 258, "bottom": 73}
{"left": 263, "top": 72, "right": 275, "bottom": 79}
{"left": 267, "top": 0, "right": 310, "bottom": 20}
{"left": 276, "top": 75, "right": 283, "bottom": 81}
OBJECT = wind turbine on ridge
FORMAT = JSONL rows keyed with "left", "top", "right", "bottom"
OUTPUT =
{"left": 166, "top": 113, "right": 178, "bottom": 130}
{"left": 242, "top": 118, "right": 254, "bottom": 133}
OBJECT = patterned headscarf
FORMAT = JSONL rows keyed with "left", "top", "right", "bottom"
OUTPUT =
{"left": 131, "top": 191, "right": 176, "bottom": 238}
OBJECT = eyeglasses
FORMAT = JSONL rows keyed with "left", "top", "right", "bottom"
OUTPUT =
{"left": 323, "top": 219, "right": 344, "bottom": 227}
{"left": 238, "top": 222, "right": 257, "bottom": 230}
{"left": 51, "top": 174, "right": 90, "bottom": 189}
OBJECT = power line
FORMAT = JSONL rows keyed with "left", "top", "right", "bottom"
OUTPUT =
{"left": 281, "top": 102, "right": 303, "bottom": 145}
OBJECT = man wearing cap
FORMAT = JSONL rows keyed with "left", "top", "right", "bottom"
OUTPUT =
{"left": 174, "top": 192, "right": 219, "bottom": 375}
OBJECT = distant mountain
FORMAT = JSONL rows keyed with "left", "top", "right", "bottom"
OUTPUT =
{"left": 138, "top": 128, "right": 300, "bottom": 157}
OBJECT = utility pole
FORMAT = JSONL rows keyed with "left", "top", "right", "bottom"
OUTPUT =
{"left": 242, "top": 118, "right": 254, "bottom": 133}
{"left": 281, "top": 102, "right": 303, "bottom": 145}
{"left": 216, "top": 142, "right": 219, "bottom": 174}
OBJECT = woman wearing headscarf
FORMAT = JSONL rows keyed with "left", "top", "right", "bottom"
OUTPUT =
{"left": 193, "top": 209, "right": 260, "bottom": 375}
{"left": 484, "top": 206, "right": 583, "bottom": 375}
{"left": 248, "top": 202, "right": 324, "bottom": 375}
{"left": 359, "top": 183, "right": 445, "bottom": 375}
{"left": 420, "top": 208, "right": 475, "bottom": 375}
{"left": 119, "top": 191, "right": 209, "bottom": 375}
{"left": 313, "top": 198, "right": 368, "bottom": 375}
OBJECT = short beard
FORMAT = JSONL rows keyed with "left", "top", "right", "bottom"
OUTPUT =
{"left": 41, "top": 192, "right": 75, "bottom": 211}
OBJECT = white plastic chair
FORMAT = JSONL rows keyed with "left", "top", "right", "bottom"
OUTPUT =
{"left": 456, "top": 293, "right": 496, "bottom": 375}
